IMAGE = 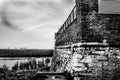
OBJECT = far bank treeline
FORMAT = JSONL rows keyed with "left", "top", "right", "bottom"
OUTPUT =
{"left": 0, "top": 49, "right": 53, "bottom": 57}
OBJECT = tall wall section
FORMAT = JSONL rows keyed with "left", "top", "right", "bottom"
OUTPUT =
{"left": 55, "top": 6, "right": 78, "bottom": 46}
{"left": 55, "top": 0, "right": 120, "bottom": 47}
{"left": 76, "top": 0, "right": 120, "bottom": 46}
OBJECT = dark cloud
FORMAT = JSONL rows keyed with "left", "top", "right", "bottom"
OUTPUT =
{"left": 0, "top": 9, "right": 20, "bottom": 30}
{"left": 2, "top": 16, "right": 12, "bottom": 27}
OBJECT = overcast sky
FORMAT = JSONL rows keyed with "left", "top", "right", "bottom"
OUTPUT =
{"left": 0, "top": 0, "right": 75, "bottom": 49}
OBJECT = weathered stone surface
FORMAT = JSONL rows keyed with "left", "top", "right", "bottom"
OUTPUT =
{"left": 55, "top": 0, "right": 120, "bottom": 47}
{"left": 80, "top": 0, "right": 120, "bottom": 46}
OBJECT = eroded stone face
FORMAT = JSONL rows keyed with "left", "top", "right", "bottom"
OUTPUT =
{"left": 52, "top": 46, "right": 120, "bottom": 78}
{"left": 79, "top": 0, "right": 120, "bottom": 45}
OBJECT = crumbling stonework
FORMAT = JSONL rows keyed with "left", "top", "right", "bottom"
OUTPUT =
{"left": 79, "top": 0, "right": 120, "bottom": 46}
{"left": 55, "top": 0, "right": 120, "bottom": 47}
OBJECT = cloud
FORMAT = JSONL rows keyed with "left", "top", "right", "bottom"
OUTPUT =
{"left": 0, "top": 0, "right": 75, "bottom": 31}
{"left": 0, "top": 0, "right": 75, "bottom": 49}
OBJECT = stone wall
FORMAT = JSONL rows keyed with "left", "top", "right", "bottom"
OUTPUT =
{"left": 55, "top": 0, "right": 120, "bottom": 47}
{"left": 78, "top": 0, "right": 120, "bottom": 46}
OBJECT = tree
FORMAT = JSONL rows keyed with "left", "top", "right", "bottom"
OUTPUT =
{"left": 113, "top": 66, "right": 120, "bottom": 80}
{"left": 28, "top": 58, "right": 37, "bottom": 70}
{"left": 12, "top": 62, "right": 19, "bottom": 70}
{"left": 38, "top": 61, "right": 45, "bottom": 68}
{"left": 2, "top": 64, "right": 8, "bottom": 71}
{"left": 19, "top": 62, "right": 25, "bottom": 70}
